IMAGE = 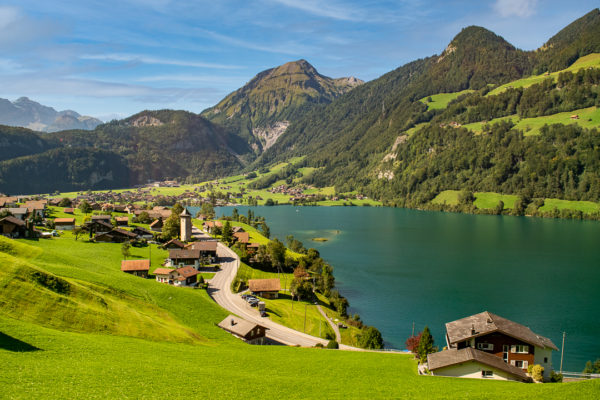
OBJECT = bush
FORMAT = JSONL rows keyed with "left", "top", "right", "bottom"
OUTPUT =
{"left": 326, "top": 340, "right": 339, "bottom": 349}
{"left": 530, "top": 364, "right": 544, "bottom": 382}
{"left": 550, "top": 370, "right": 563, "bottom": 383}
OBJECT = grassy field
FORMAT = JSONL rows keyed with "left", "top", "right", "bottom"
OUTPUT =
{"left": 463, "top": 106, "right": 600, "bottom": 136}
{"left": 473, "top": 192, "right": 518, "bottom": 210}
{"left": 419, "top": 89, "right": 475, "bottom": 110}
{"left": 488, "top": 53, "right": 600, "bottom": 96}
{"left": 538, "top": 198, "right": 600, "bottom": 214}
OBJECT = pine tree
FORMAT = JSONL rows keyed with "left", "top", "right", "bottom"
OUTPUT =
{"left": 416, "top": 326, "right": 437, "bottom": 363}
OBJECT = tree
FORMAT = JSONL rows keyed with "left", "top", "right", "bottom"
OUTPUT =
{"left": 221, "top": 220, "right": 233, "bottom": 245}
{"left": 494, "top": 200, "right": 504, "bottom": 215}
{"left": 405, "top": 333, "right": 422, "bottom": 353}
{"left": 267, "top": 238, "right": 286, "bottom": 269}
{"left": 137, "top": 211, "right": 151, "bottom": 224}
{"left": 161, "top": 217, "right": 179, "bottom": 240}
{"left": 290, "top": 277, "right": 312, "bottom": 301}
{"left": 58, "top": 197, "right": 72, "bottom": 207}
{"left": 458, "top": 190, "right": 475, "bottom": 205}
{"left": 79, "top": 200, "right": 92, "bottom": 214}
{"left": 232, "top": 208, "right": 239, "bottom": 221}
{"left": 326, "top": 340, "right": 339, "bottom": 349}
{"left": 358, "top": 326, "right": 384, "bottom": 349}
{"left": 121, "top": 242, "right": 131, "bottom": 260}
{"left": 259, "top": 222, "right": 270, "bottom": 239}
{"left": 416, "top": 326, "right": 437, "bottom": 363}
{"left": 200, "top": 203, "right": 215, "bottom": 220}
{"left": 73, "top": 226, "right": 85, "bottom": 241}
{"left": 265, "top": 198, "right": 275, "bottom": 206}
{"left": 583, "top": 358, "right": 600, "bottom": 374}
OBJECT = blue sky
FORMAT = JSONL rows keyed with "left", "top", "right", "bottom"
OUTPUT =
{"left": 0, "top": 0, "right": 597, "bottom": 120}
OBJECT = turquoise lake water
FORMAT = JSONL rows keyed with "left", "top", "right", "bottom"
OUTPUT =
{"left": 203, "top": 205, "right": 600, "bottom": 371}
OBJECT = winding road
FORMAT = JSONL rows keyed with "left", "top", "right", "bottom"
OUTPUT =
{"left": 209, "top": 242, "right": 359, "bottom": 349}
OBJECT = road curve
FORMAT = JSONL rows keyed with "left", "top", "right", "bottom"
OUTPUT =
{"left": 209, "top": 242, "right": 364, "bottom": 349}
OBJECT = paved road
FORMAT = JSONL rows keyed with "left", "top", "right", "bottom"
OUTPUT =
{"left": 316, "top": 304, "right": 341, "bottom": 343}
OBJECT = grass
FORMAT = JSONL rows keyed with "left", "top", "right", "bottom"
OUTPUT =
{"left": 419, "top": 89, "right": 475, "bottom": 110}
{"left": 538, "top": 199, "right": 600, "bottom": 214}
{"left": 463, "top": 107, "right": 600, "bottom": 136}
{"left": 431, "top": 190, "right": 460, "bottom": 206}
{"left": 473, "top": 192, "right": 518, "bottom": 210}
{"left": 488, "top": 53, "right": 600, "bottom": 96}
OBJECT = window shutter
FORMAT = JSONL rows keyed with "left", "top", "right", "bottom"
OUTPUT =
{"left": 523, "top": 345, "right": 529, "bottom": 353}
{"left": 523, "top": 361, "right": 528, "bottom": 369}
{"left": 510, "top": 345, "right": 516, "bottom": 353}
{"left": 510, "top": 360, "right": 516, "bottom": 366}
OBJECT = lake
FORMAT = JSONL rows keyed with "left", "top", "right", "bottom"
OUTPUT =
{"left": 200, "top": 205, "right": 600, "bottom": 371}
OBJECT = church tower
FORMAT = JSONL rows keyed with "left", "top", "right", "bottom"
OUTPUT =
{"left": 180, "top": 208, "right": 192, "bottom": 242}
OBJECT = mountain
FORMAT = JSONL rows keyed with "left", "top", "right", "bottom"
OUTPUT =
{"left": 253, "top": 10, "right": 600, "bottom": 207}
{"left": 0, "top": 97, "right": 102, "bottom": 132}
{"left": 202, "top": 60, "right": 363, "bottom": 154}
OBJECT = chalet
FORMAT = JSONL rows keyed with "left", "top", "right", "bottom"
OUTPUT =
{"left": 232, "top": 226, "right": 245, "bottom": 233}
{"left": 87, "top": 220, "right": 113, "bottom": 234}
{"left": 54, "top": 218, "right": 76, "bottom": 230}
{"left": 186, "top": 240, "right": 218, "bottom": 263}
{"left": 120, "top": 259, "right": 150, "bottom": 278}
{"left": 0, "top": 197, "right": 18, "bottom": 207}
{"left": 91, "top": 215, "right": 112, "bottom": 224}
{"left": 233, "top": 232, "right": 250, "bottom": 244}
{"left": 94, "top": 228, "right": 137, "bottom": 243}
{"left": 427, "top": 311, "right": 558, "bottom": 382}
{"left": 149, "top": 219, "right": 163, "bottom": 232}
{"left": 164, "top": 239, "right": 186, "bottom": 249}
{"left": 0, "top": 216, "right": 26, "bottom": 238}
{"left": 153, "top": 267, "right": 177, "bottom": 284}
{"left": 248, "top": 278, "right": 281, "bottom": 299}
{"left": 168, "top": 249, "right": 201, "bottom": 268}
{"left": 64, "top": 208, "right": 74, "bottom": 214}
{"left": 49, "top": 198, "right": 63, "bottom": 206}
{"left": 132, "top": 226, "right": 154, "bottom": 240}
{"left": 175, "top": 266, "right": 199, "bottom": 286}
{"left": 246, "top": 243, "right": 260, "bottom": 255}
{"left": 24, "top": 201, "right": 46, "bottom": 218}
{"left": 114, "top": 216, "right": 129, "bottom": 226}
{"left": 101, "top": 203, "right": 114, "bottom": 212}
{"left": 113, "top": 205, "right": 127, "bottom": 213}
{"left": 218, "top": 315, "right": 267, "bottom": 345}
{"left": 7, "top": 208, "right": 28, "bottom": 220}
{"left": 203, "top": 220, "right": 222, "bottom": 234}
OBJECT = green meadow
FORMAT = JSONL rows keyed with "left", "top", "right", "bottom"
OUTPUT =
{"left": 419, "top": 89, "right": 475, "bottom": 110}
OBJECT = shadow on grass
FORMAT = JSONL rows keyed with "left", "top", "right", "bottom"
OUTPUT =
{"left": 0, "top": 332, "right": 41, "bottom": 352}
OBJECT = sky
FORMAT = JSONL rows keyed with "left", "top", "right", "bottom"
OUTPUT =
{"left": 0, "top": 0, "right": 597, "bottom": 120}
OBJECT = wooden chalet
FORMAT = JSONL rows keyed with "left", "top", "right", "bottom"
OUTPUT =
{"left": 185, "top": 240, "right": 218, "bottom": 263}
{"left": 164, "top": 239, "right": 186, "bottom": 249}
{"left": 218, "top": 315, "right": 267, "bottom": 345}
{"left": 175, "top": 266, "right": 199, "bottom": 286}
{"left": 115, "top": 216, "right": 129, "bottom": 226}
{"left": 94, "top": 228, "right": 137, "bottom": 243}
{"left": 91, "top": 215, "right": 112, "bottom": 224}
{"left": 121, "top": 259, "right": 150, "bottom": 278}
{"left": 168, "top": 249, "right": 201, "bottom": 268}
{"left": 149, "top": 219, "right": 163, "bottom": 232}
{"left": 233, "top": 232, "right": 250, "bottom": 244}
{"left": 153, "top": 267, "right": 177, "bottom": 284}
{"left": 0, "top": 216, "right": 26, "bottom": 238}
{"left": 24, "top": 201, "right": 46, "bottom": 218}
{"left": 132, "top": 226, "right": 154, "bottom": 239}
{"left": 54, "top": 217, "right": 76, "bottom": 230}
{"left": 7, "top": 207, "right": 28, "bottom": 220}
{"left": 248, "top": 279, "right": 281, "bottom": 299}
{"left": 428, "top": 311, "right": 558, "bottom": 382}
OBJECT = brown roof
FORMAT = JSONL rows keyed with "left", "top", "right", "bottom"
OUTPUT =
{"left": 24, "top": 201, "right": 46, "bottom": 212}
{"left": 428, "top": 348, "right": 530, "bottom": 381}
{"left": 186, "top": 241, "right": 218, "bottom": 251}
{"left": 121, "top": 259, "right": 150, "bottom": 272}
{"left": 91, "top": 215, "right": 111, "bottom": 220}
{"left": 248, "top": 278, "right": 280, "bottom": 292}
{"left": 218, "top": 315, "right": 266, "bottom": 338}
{"left": 233, "top": 232, "right": 250, "bottom": 243}
{"left": 150, "top": 219, "right": 163, "bottom": 228}
{"left": 169, "top": 249, "right": 201, "bottom": 260}
{"left": 64, "top": 208, "right": 74, "bottom": 213}
{"left": 445, "top": 311, "right": 558, "bottom": 351}
{"left": 153, "top": 267, "right": 176, "bottom": 275}
{"left": 176, "top": 266, "right": 199, "bottom": 278}
{"left": 0, "top": 216, "right": 25, "bottom": 227}
{"left": 164, "top": 239, "right": 186, "bottom": 248}
{"left": 111, "top": 228, "right": 138, "bottom": 238}
{"left": 54, "top": 218, "right": 75, "bottom": 224}
{"left": 115, "top": 217, "right": 129, "bottom": 222}
{"left": 204, "top": 221, "right": 223, "bottom": 228}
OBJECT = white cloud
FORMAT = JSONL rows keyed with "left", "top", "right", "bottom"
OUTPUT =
{"left": 80, "top": 53, "right": 243, "bottom": 70}
{"left": 0, "top": 6, "right": 18, "bottom": 30}
{"left": 198, "top": 29, "right": 315, "bottom": 56}
{"left": 268, "top": 0, "right": 365, "bottom": 21}
{"left": 493, "top": 0, "right": 538, "bottom": 18}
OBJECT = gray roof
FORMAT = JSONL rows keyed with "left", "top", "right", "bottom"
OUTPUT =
{"left": 7, "top": 207, "right": 27, "bottom": 215}
{"left": 218, "top": 315, "right": 265, "bottom": 338}
{"left": 169, "top": 249, "right": 201, "bottom": 259}
{"left": 445, "top": 311, "right": 558, "bottom": 351}
{"left": 428, "top": 348, "right": 530, "bottom": 381}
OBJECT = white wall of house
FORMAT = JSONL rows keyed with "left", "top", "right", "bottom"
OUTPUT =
{"left": 533, "top": 347, "right": 553, "bottom": 380}
{"left": 431, "top": 361, "right": 521, "bottom": 381}
{"left": 55, "top": 225, "right": 75, "bottom": 230}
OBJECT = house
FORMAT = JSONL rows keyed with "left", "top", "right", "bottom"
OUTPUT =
{"left": 218, "top": 315, "right": 267, "bottom": 345}
{"left": 153, "top": 267, "right": 177, "bottom": 284}
{"left": 54, "top": 217, "right": 76, "bottom": 230}
{"left": 203, "top": 220, "right": 222, "bottom": 234}
{"left": 132, "top": 226, "right": 154, "bottom": 240}
{"left": 186, "top": 240, "right": 218, "bottom": 263}
{"left": 94, "top": 228, "right": 137, "bottom": 243}
{"left": 7, "top": 208, "right": 28, "bottom": 220}
{"left": 0, "top": 216, "right": 26, "bottom": 238}
{"left": 64, "top": 208, "right": 74, "bottom": 214}
{"left": 115, "top": 216, "right": 129, "bottom": 226}
{"left": 246, "top": 243, "right": 260, "bottom": 255}
{"left": 248, "top": 278, "right": 281, "bottom": 299}
{"left": 168, "top": 249, "right": 201, "bottom": 268}
{"left": 232, "top": 226, "right": 245, "bottom": 233}
{"left": 174, "top": 266, "right": 199, "bottom": 286}
{"left": 164, "top": 239, "right": 186, "bottom": 249}
{"left": 233, "top": 231, "right": 250, "bottom": 244}
{"left": 24, "top": 201, "right": 46, "bottom": 218}
{"left": 120, "top": 259, "right": 150, "bottom": 278}
{"left": 427, "top": 311, "right": 558, "bottom": 382}
{"left": 149, "top": 219, "right": 163, "bottom": 232}
{"left": 87, "top": 220, "right": 113, "bottom": 234}
{"left": 91, "top": 215, "right": 112, "bottom": 224}
{"left": 0, "top": 197, "right": 18, "bottom": 208}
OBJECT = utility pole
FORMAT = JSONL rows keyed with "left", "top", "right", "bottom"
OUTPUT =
{"left": 560, "top": 331, "right": 566, "bottom": 373}
{"left": 412, "top": 322, "right": 415, "bottom": 337}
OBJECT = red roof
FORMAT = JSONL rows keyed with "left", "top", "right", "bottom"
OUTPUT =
{"left": 176, "top": 266, "right": 199, "bottom": 278}
{"left": 121, "top": 259, "right": 150, "bottom": 272}
{"left": 248, "top": 279, "right": 280, "bottom": 292}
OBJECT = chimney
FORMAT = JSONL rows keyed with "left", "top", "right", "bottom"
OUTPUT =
{"left": 230, "top": 318, "right": 236, "bottom": 326}
{"left": 471, "top": 323, "right": 476, "bottom": 335}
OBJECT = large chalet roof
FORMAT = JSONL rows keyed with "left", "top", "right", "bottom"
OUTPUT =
{"left": 121, "top": 259, "right": 150, "bottom": 272}
{"left": 233, "top": 232, "right": 250, "bottom": 243}
{"left": 169, "top": 249, "right": 201, "bottom": 260}
{"left": 248, "top": 278, "right": 280, "bottom": 292}
{"left": 153, "top": 267, "right": 175, "bottom": 275}
{"left": 186, "top": 241, "right": 218, "bottom": 251}
{"left": 176, "top": 266, "right": 199, "bottom": 278}
{"left": 218, "top": 315, "right": 266, "bottom": 338}
{"left": 0, "top": 216, "right": 25, "bottom": 227}
{"left": 445, "top": 311, "right": 558, "bottom": 350}
{"left": 427, "top": 348, "right": 529, "bottom": 381}
{"left": 54, "top": 218, "right": 76, "bottom": 224}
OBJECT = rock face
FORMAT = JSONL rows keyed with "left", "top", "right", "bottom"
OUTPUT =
{"left": 202, "top": 59, "right": 363, "bottom": 153}
{"left": 0, "top": 97, "right": 102, "bottom": 132}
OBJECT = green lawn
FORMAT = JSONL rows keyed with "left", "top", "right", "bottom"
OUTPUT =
{"left": 431, "top": 190, "right": 460, "bottom": 206}
{"left": 488, "top": 53, "right": 600, "bottom": 96}
{"left": 473, "top": 192, "right": 518, "bottom": 210}
{"left": 463, "top": 107, "right": 600, "bottom": 136}
{"left": 538, "top": 198, "right": 600, "bottom": 214}
{"left": 419, "top": 89, "right": 475, "bottom": 110}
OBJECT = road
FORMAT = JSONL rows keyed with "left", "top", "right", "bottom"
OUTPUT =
{"left": 316, "top": 304, "right": 341, "bottom": 343}
{"left": 209, "top": 242, "right": 364, "bottom": 348}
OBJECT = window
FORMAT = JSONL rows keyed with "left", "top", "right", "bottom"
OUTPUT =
{"left": 481, "top": 370, "right": 493, "bottom": 378}
{"left": 544, "top": 357, "right": 548, "bottom": 363}
{"left": 502, "top": 345, "right": 509, "bottom": 363}
{"left": 511, "top": 345, "right": 529, "bottom": 354}
{"left": 477, "top": 343, "right": 494, "bottom": 351}
{"left": 513, "top": 360, "right": 528, "bottom": 369}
